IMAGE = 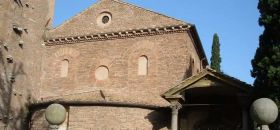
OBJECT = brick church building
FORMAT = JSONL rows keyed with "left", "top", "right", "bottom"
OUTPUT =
{"left": 0, "top": 0, "right": 252, "bottom": 130}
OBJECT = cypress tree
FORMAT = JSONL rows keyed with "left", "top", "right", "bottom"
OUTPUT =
{"left": 251, "top": 0, "right": 280, "bottom": 129}
{"left": 210, "top": 33, "right": 221, "bottom": 72}
{"left": 252, "top": 0, "right": 280, "bottom": 99}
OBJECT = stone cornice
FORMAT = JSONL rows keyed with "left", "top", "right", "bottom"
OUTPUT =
{"left": 44, "top": 24, "right": 191, "bottom": 46}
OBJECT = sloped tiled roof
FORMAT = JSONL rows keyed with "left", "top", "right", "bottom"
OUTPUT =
{"left": 162, "top": 67, "right": 252, "bottom": 98}
{"left": 36, "top": 89, "right": 170, "bottom": 108}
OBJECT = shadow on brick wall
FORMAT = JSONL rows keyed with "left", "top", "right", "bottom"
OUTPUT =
{"left": 183, "top": 57, "right": 194, "bottom": 80}
{"left": 145, "top": 109, "right": 171, "bottom": 130}
{"left": 0, "top": 50, "right": 33, "bottom": 130}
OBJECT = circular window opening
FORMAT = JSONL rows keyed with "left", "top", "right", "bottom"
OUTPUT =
{"left": 102, "top": 16, "right": 110, "bottom": 24}
{"left": 97, "top": 12, "right": 112, "bottom": 27}
{"left": 95, "top": 66, "right": 109, "bottom": 80}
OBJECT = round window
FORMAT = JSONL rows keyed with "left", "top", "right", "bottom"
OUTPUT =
{"left": 102, "top": 16, "right": 110, "bottom": 24}
{"left": 95, "top": 66, "right": 109, "bottom": 80}
{"left": 97, "top": 12, "right": 112, "bottom": 27}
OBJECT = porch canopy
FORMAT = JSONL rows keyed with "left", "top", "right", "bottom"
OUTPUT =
{"left": 162, "top": 68, "right": 252, "bottom": 130}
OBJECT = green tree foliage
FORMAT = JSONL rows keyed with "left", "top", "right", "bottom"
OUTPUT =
{"left": 252, "top": 0, "right": 280, "bottom": 100}
{"left": 251, "top": 0, "right": 280, "bottom": 129}
{"left": 210, "top": 33, "right": 221, "bottom": 72}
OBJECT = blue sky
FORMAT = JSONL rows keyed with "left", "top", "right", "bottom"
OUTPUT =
{"left": 53, "top": 0, "right": 262, "bottom": 84}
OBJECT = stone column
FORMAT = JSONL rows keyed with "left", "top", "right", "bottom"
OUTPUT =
{"left": 242, "top": 109, "right": 248, "bottom": 130}
{"left": 171, "top": 101, "right": 182, "bottom": 130}
{"left": 237, "top": 93, "right": 249, "bottom": 130}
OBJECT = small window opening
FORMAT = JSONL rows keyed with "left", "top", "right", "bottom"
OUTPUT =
{"left": 102, "top": 16, "right": 110, "bottom": 24}
{"left": 95, "top": 66, "right": 109, "bottom": 80}
{"left": 138, "top": 56, "right": 148, "bottom": 75}
{"left": 60, "top": 59, "right": 69, "bottom": 77}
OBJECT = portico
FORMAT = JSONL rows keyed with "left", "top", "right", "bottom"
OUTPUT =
{"left": 162, "top": 68, "right": 251, "bottom": 130}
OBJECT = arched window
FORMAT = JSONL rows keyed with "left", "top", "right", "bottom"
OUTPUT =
{"left": 138, "top": 55, "right": 148, "bottom": 75}
{"left": 95, "top": 66, "right": 109, "bottom": 80}
{"left": 191, "top": 57, "right": 196, "bottom": 75}
{"left": 60, "top": 59, "right": 69, "bottom": 77}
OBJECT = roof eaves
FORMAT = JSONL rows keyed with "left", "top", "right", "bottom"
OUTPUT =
{"left": 215, "top": 72, "right": 252, "bottom": 91}
{"left": 162, "top": 71, "right": 209, "bottom": 97}
{"left": 205, "top": 68, "right": 252, "bottom": 91}
{"left": 162, "top": 68, "right": 252, "bottom": 98}
{"left": 189, "top": 25, "right": 208, "bottom": 66}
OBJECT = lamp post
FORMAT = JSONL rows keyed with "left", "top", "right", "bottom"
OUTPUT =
{"left": 250, "top": 98, "right": 279, "bottom": 130}
{"left": 45, "top": 103, "right": 67, "bottom": 130}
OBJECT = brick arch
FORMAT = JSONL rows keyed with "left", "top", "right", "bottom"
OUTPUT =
{"left": 54, "top": 47, "right": 80, "bottom": 58}
{"left": 125, "top": 40, "right": 178, "bottom": 74}
{"left": 138, "top": 55, "right": 148, "bottom": 75}
{"left": 52, "top": 48, "right": 80, "bottom": 76}
{"left": 52, "top": 47, "right": 80, "bottom": 77}
{"left": 89, "top": 58, "right": 112, "bottom": 84}
{"left": 126, "top": 40, "right": 158, "bottom": 61}
{"left": 60, "top": 59, "right": 69, "bottom": 77}
{"left": 127, "top": 41, "right": 159, "bottom": 90}
{"left": 128, "top": 48, "right": 156, "bottom": 74}
{"left": 41, "top": 48, "right": 81, "bottom": 97}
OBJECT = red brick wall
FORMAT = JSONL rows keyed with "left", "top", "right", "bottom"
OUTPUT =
{"left": 0, "top": 0, "right": 54, "bottom": 128}
{"left": 30, "top": 31, "right": 202, "bottom": 129}
{"left": 30, "top": 109, "right": 48, "bottom": 130}
{"left": 69, "top": 106, "right": 169, "bottom": 130}
{"left": 1, "top": 0, "right": 205, "bottom": 129}
{"left": 40, "top": 32, "right": 202, "bottom": 104}
{"left": 30, "top": 106, "right": 170, "bottom": 130}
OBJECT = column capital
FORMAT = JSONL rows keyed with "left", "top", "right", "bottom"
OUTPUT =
{"left": 170, "top": 100, "right": 181, "bottom": 130}
{"left": 170, "top": 100, "right": 182, "bottom": 111}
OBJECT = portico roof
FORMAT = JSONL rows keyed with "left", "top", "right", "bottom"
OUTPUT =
{"left": 162, "top": 68, "right": 252, "bottom": 100}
